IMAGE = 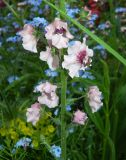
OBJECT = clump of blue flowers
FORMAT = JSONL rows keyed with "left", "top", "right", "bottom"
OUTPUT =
{"left": 6, "top": 35, "right": 21, "bottom": 43}
{"left": 30, "top": 17, "right": 48, "bottom": 27}
{"left": 66, "top": 5, "right": 79, "bottom": 18}
{"left": 45, "top": 69, "right": 58, "bottom": 77}
{"left": 14, "top": 137, "right": 32, "bottom": 148}
{"left": 88, "top": 14, "right": 99, "bottom": 26}
{"left": 24, "top": 17, "right": 48, "bottom": 28}
{"left": 79, "top": 70, "right": 95, "bottom": 80}
{"left": 27, "top": 0, "right": 42, "bottom": 7}
{"left": 115, "top": 7, "right": 126, "bottom": 13}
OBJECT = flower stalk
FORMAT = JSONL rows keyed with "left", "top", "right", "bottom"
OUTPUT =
{"left": 59, "top": 1, "right": 67, "bottom": 159}
{"left": 60, "top": 70, "right": 67, "bottom": 160}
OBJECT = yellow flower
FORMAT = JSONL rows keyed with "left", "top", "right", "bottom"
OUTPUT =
{"left": 47, "top": 125, "right": 55, "bottom": 133}
{"left": 8, "top": 128, "right": 18, "bottom": 140}
{"left": 41, "top": 127, "right": 49, "bottom": 136}
{"left": 32, "top": 140, "right": 39, "bottom": 148}
{"left": 10, "top": 131, "right": 18, "bottom": 140}
{"left": 0, "top": 128, "right": 7, "bottom": 136}
{"left": 18, "top": 121, "right": 26, "bottom": 130}
{"left": 21, "top": 126, "right": 33, "bottom": 136}
{"left": 44, "top": 112, "right": 52, "bottom": 119}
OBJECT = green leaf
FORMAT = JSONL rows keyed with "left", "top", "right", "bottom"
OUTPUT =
{"left": 85, "top": 103, "right": 104, "bottom": 135}
{"left": 100, "top": 60, "right": 110, "bottom": 106}
{"left": 108, "top": 137, "right": 116, "bottom": 160}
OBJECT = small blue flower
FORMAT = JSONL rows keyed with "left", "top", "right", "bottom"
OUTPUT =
{"left": 54, "top": 109, "right": 59, "bottom": 116}
{"left": 78, "top": 87, "right": 83, "bottom": 91}
{"left": 66, "top": 90, "right": 70, "bottom": 95}
{"left": 98, "top": 23, "right": 109, "bottom": 30}
{"left": 0, "top": 26, "right": 9, "bottom": 33}
{"left": 68, "top": 40, "right": 76, "bottom": 47}
{"left": 66, "top": 7, "right": 79, "bottom": 18}
{"left": 72, "top": 82, "right": 76, "bottom": 87}
{"left": 90, "top": 14, "right": 99, "bottom": 21}
{"left": 50, "top": 145, "right": 61, "bottom": 158}
{"left": 88, "top": 20, "right": 95, "bottom": 26}
{"left": 30, "top": 6, "right": 39, "bottom": 13}
{"left": 7, "top": 75, "right": 19, "bottom": 84}
{"left": 0, "top": 145, "right": 4, "bottom": 150}
{"left": 27, "top": 0, "right": 42, "bottom": 6}
{"left": 68, "top": 127, "right": 74, "bottom": 133}
{"left": 82, "top": 72, "right": 95, "bottom": 80}
{"left": 15, "top": 138, "right": 32, "bottom": 148}
{"left": 28, "top": 17, "right": 48, "bottom": 27}
{"left": 79, "top": 70, "right": 95, "bottom": 80}
{"left": 93, "top": 45, "right": 106, "bottom": 58}
{"left": 66, "top": 105, "right": 71, "bottom": 111}
{"left": 38, "top": 9, "right": 43, "bottom": 14}
{"left": 11, "top": 148, "right": 16, "bottom": 154}
{"left": 71, "top": 27, "right": 78, "bottom": 33}
{"left": 79, "top": 70, "right": 84, "bottom": 77}
{"left": 45, "top": 69, "right": 58, "bottom": 77}
{"left": 115, "top": 7, "right": 126, "bottom": 13}
{"left": 12, "top": 22, "right": 20, "bottom": 28}
{"left": 93, "top": 45, "right": 105, "bottom": 50}
{"left": 6, "top": 35, "right": 21, "bottom": 43}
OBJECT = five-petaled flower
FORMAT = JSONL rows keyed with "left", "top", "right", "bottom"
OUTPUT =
{"left": 73, "top": 109, "right": 88, "bottom": 125}
{"left": 37, "top": 82, "right": 59, "bottom": 108}
{"left": 40, "top": 47, "right": 59, "bottom": 70}
{"left": 62, "top": 38, "right": 93, "bottom": 78}
{"left": 19, "top": 24, "right": 38, "bottom": 53}
{"left": 45, "top": 18, "right": 74, "bottom": 49}
{"left": 26, "top": 102, "right": 41, "bottom": 125}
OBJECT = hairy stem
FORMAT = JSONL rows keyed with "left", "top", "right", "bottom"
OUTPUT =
{"left": 61, "top": 70, "right": 67, "bottom": 160}
{"left": 59, "top": 1, "right": 67, "bottom": 159}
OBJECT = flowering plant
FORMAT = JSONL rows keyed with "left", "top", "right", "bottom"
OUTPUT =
{"left": 0, "top": 0, "right": 126, "bottom": 159}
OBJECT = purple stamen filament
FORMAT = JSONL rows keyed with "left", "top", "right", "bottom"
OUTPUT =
{"left": 77, "top": 50, "right": 87, "bottom": 64}
{"left": 55, "top": 27, "right": 66, "bottom": 34}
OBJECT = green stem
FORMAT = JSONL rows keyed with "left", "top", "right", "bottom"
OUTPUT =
{"left": 59, "top": 1, "right": 67, "bottom": 159}
{"left": 102, "top": 113, "right": 109, "bottom": 160}
{"left": 61, "top": 70, "right": 67, "bottom": 160}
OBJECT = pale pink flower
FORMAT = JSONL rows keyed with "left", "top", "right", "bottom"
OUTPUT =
{"left": 73, "top": 110, "right": 88, "bottom": 125}
{"left": 38, "top": 92, "right": 59, "bottom": 108}
{"left": 40, "top": 47, "right": 59, "bottom": 70}
{"left": 87, "top": 86, "right": 103, "bottom": 113}
{"left": 37, "top": 82, "right": 59, "bottom": 108}
{"left": 62, "top": 38, "right": 93, "bottom": 78}
{"left": 19, "top": 24, "right": 38, "bottom": 53}
{"left": 45, "top": 18, "right": 73, "bottom": 49}
{"left": 34, "top": 81, "right": 57, "bottom": 93}
{"left": 26, "top": 102, "right": 41, "bottom": 125}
